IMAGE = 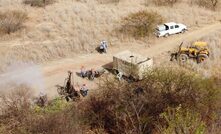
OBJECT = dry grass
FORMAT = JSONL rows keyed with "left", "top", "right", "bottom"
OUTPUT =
{"left": 195, "top": 0, "right": 221, "bottom": 10}
{"left": 96, "top": 0, "right": 120, "bottom": 4}
{"left": 0, "top": 0, "right": 220, "bottom": 71}
{"left": 152, "top": 0, "right": 179, "bottom": 6}
{"left": 23, "top": 0, "right": 55, "bottom": 7}
{"left": 0, "top": 10, "right": 27, "bottom": 34}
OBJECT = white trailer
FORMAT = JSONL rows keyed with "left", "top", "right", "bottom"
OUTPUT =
{"left": 113, "top": 50, "right": 153, "bottom": 80}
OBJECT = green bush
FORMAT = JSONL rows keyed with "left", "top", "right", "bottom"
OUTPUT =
{"left": 33, "top": 98, "right": 69, "bottom": 114}
{"left": 82, "top": 68, "right": 221, "bottom": 133}
{"left": 0, "top": 10, "right": 27, "bottom": 34}
{"left": 121, "top": 11, "right": 163, "bottom": 38}
{"left": 157, "top": 107, "right": 206, "bottom": 134}
{"left": 23, "top": 0, "right": 55, "bottom": 7}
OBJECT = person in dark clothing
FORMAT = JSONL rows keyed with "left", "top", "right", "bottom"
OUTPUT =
{"left": 80, "top": 84, "right": 89, "bottom": 97}
{"left": 133, "top": 87, "right": 144, "bottom": 95}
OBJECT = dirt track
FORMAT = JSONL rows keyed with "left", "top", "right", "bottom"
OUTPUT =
{"left": 1, "top": 22, "right": 221, "bottom": 98}
{"left": 39, "top": 22, "right": 221, "bottom": 98}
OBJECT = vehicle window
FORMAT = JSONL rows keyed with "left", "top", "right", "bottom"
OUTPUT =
{"left": 164, "top": 25, "right": 169, "bottom": 30}
{"left": 175, "top": 25, "right": 179, "bottom": 28}
{"left": 170, "top": 26, "right": 174, "bottom": 29}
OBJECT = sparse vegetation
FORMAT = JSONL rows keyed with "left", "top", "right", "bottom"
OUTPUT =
{"left": 0, "top": 68, "right": 220, "bottom": 133}
{"left": 0, "top": 85, "right": 81, "bottom": 134}
{"left": 83, "top": 68, "right": 221, "bottom": 133}
{"left": 157, "top": 107, "right": 206, "bottom": 134}
{"left": 152, "top": 0, "right": 179, "bottom": 6}
{"left": 23, "top": 0, "right": 55, "bottom": 7}
{"left": 0, "top": 10, "right": 27, "bottom": 34}
{"left": 121, "top": 11, "right": 163, "bottom": 38}
{"left": 97, "top": 0, "right": 120, "bottom": 4}
{"left": 196, "top": 0, "right": 220, "bottom": 10}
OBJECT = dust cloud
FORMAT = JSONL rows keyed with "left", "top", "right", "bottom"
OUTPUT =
{"left": 0, "top": 62, "right": 45, "bottom": 95}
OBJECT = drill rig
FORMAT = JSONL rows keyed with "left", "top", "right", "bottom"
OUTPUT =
{"left": 56, "top": 71, "right": 80, "bottom": 101}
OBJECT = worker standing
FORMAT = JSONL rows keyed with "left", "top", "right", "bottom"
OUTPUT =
{"left": 99, "top": 40, "right": 108, "bottom": 53}
{"left": 117, "top": 72, "right": 123, "bottom": 81}
{"left": 80, "top": 84, "right": 88, "bottom": 97}
{"left": 91, "top": 68, "right": 96, "bottom": 80}
{"left": 80, "top": 66, "right": 87, "bottom": 78}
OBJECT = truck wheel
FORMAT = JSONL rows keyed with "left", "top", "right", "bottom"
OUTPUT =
{"left": 197, "top": 54, "right": 208, "bottom": 63}
{"left": 164, "top": 33, "right": 169, "bottom": 37}
{"left": 113, "top": 69, "right": 119, "bottom": 75}
{"left": 181, "top": 29, "right": 186, "bottom": 33}
{"left": 178, "top": 54, "right": 188, "bottom": 63}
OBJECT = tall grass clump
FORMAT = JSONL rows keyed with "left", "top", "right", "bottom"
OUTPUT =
{"left": 82, "top": 67, "right": 221, "bottom": 133}
{"left": 97, "top": 0, "right": 120, "bottom": 4}
{"left": 23, "top": 0, "right": 55, "bottom": 7}
{"left": 152, "top": 0, "right": 179, "bottom": 7}
{"left": 0, "top": 10, "right": 27, "bottom": 34}
{"left": 195, "top": 0, "right": 220, "bottom": 10}
{"left": 121, "top": 11, "right": 163, "bottom": 38}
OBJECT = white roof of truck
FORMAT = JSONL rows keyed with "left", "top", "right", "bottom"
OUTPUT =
{"left": 164, "top": 22, "right": 176, "bottom": 26}
{"left": 113, "top": 50, "right": 150, "bottom": 65}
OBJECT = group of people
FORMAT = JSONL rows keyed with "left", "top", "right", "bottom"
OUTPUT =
{"left": 72, "top": 83, "right": 88, "bottom": 97}
{"left": 80, "top": 66, "right": 98, "bottom": 80}
{"left": 71, "top": 40, "right": 108, "bottom": 99}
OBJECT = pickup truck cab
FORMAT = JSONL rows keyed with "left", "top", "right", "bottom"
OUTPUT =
{"left": 155, "top": 22, "right": 187, "bottom": 37}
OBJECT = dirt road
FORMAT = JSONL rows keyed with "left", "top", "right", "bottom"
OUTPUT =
{"left": 40, "top": 22, "right": 221, "bottom": 98}
{"left": 1, "top": 22, "right": 221, "bottom": 98}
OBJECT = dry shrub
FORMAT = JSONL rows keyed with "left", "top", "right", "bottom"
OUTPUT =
{"left": 195, "top": 0, "right": 220, "bottom": 10}
{"left": 157, "top": 107, "right": 206, "bottom": 134}
{"left": 0, "top": 85, "right": 32, "bottom": 118}
{"left": 121, "top": 11, "right": 163, "bottom": 38}
{"left": 23, "top": 0, "right": 55, "bottom": 7}
{"left": 83, "top": 68, "right": 221, "bottom": 133}
{"left": 152, "top": 0, "right": 179, "bottom": 6}
{"left": 0, "top": 10, "right": 27, "bottom": 34}
{"left": 0, "top": 85, "right": 33, "bottom": 133}
{"left": 96, "top": 0, "right": 120, "bottom": 4}
{"left": 28, "top": 105, "right": 82, "bottom": 134}
{"left": 0, "top": 88, "right": 82, "bottom": 134}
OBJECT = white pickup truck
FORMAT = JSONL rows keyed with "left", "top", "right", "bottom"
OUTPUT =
{"left": 155, "top": 22, "right": 187, "bottom": 37}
